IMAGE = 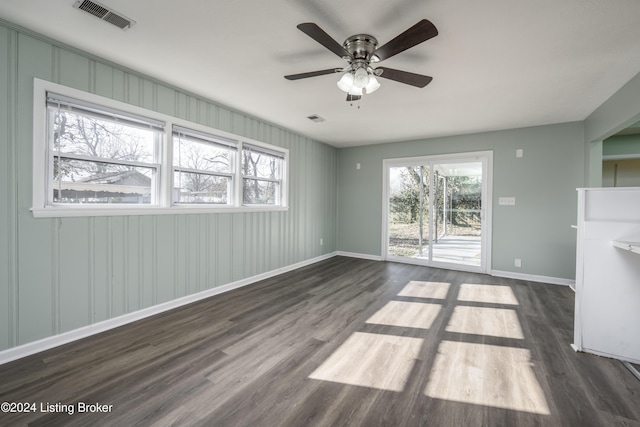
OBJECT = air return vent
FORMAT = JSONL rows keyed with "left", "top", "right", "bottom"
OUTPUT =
{"left": 73, "top": 0, "right": 136, "bottom": 30}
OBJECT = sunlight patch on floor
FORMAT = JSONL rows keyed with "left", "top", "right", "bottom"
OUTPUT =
{"left": 309, "top": 332, "right": 423, "bottom": 392}
{"left": 457, "top": 284, "right": 519, "bottom": 305}
{"left": 425, "top": 341, "right": 550, "bottom": 415}
{"left": 446, "top": 306, "right": 524, "bottom": 339}
{"left": 397, "top": 280, "right": 450, "bottom": 299}
{"left": 366, "top": 301, "right": 442, "bottom": 329}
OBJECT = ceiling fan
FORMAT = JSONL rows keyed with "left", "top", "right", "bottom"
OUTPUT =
{"left": 284, "top": 19, "right": 438, "bottom": 101}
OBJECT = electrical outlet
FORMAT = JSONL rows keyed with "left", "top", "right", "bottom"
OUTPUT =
{"left": 515, "top": 258, "right": 522, "bottom": 268}
{"left": 320, "top": 238, "right": 323, "bottom": 246}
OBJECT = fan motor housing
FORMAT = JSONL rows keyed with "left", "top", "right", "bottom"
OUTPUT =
{"left": 343, "top": 34, "right": 378, "bottom": 61}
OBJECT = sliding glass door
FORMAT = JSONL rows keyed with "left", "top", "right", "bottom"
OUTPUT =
{"left": 387, "top": 165, "right": 431, "bottom": 259}
{"left": 383, "top": 152, "right": 492, "bottom": 273}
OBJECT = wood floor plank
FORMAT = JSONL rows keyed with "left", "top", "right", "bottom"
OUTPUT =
{"left": 0, "top": 256, "right": 638, "bottom": 426}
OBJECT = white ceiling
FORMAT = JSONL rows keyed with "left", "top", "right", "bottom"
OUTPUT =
{"left": 2, "top": 0, "right": 640, "bottom": 147}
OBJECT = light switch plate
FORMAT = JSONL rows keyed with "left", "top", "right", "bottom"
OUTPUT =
{"left": 499, "top": 197, "right": 516, "bottom": 205}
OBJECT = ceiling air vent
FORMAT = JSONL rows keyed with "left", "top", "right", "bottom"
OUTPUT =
{"left": 73, "top": 0, "right": 136, "bottom": 30}
{"left": 307, "top": 114, "right": 326, "bottom": 123}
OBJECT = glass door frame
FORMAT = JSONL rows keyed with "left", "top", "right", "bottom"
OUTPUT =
{"left": 382, "top": 150, "right": 493, "bottom": 274}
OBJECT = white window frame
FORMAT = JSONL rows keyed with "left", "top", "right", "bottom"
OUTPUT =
{"left": 32, "top": 78, "right": 289, "bottom": 218}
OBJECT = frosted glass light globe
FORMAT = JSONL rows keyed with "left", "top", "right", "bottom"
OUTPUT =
{"left": 353, "top": 67, "right": 370, "bottom": 89}
{"left": 337, "top": 72, "right": 354, "bottom": 92}
{"left": 365, "top": 75, "right": 380, "bottom": 94}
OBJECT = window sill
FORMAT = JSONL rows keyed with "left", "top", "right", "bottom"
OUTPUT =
{"left": 31, "top": 205, "right": 289, "bottom": 218}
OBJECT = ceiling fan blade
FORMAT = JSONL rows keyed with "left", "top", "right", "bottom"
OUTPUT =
{"left": 376, "top": 67, "right": 433, "bottom": 87}
{"left": 372, "top": 19, "right": 438, "bottom": 62}
{"left": 297, "top": 23, "right": 350, "bottom": 58}
{"left": 285, "top": 68, "right": 341, "bottom": 80}
{"left": 346, "top": 94, "right": 361, "bottom": 102}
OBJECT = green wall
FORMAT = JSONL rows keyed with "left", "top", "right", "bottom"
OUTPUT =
{"left": 603, "top": 134, "right": 640, "bottom": 156}
{"left": 0, "top": 22, "right": 337, "bottom": 352}
{"left": 336, "top": 123, "right": 585, "bottom": 280}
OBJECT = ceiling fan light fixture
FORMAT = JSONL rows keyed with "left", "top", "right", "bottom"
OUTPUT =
{"left": 353, "top": 67, "right": 370, "bottom": 89}
{"left": 337, "top": 72, "right": 354, "bottom": 92}
{"left": 286, "top": 20, "right": 437, "bottom": 101}
{"left": 337, "top": 68, "right": 380, "bottom": 96}
{"left": 365, "top": 75, "right": 380, "bottom": 94}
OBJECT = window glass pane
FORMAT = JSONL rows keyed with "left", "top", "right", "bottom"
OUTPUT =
{"left": 174, "top": 171, "right": 229, "bottom": 204}
{"left": 243, "top": 178, "right": 279, "bottom": 205}
{"left": 242, "top": 150, "right": 281, "bottom": 179}
{"left": 49, "top": 107, "right": 156, "bottom": 163}
{"left": 53, "top": 158, "right": 154, "bottom": 204}
{"left": 173, "top": 136, "right": 231, "bottom": 173}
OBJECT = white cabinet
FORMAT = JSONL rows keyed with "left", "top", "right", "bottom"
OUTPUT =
{"left": 573, "top": 188, "right": 640, "bottom": 364}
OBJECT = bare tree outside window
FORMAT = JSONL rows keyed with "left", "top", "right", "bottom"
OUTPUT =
{"left": 50, "top": 108, "right": 158, "bottom": 204}
{"left": 242, "top": 148, "right": 281, "bottom": 205}
{"left": 388, "top": 166, "right": 481, "bottom": 257}
{"left": 173, "top": 134, "right": 232, "bottom": 204}
{"left": 53, "top": 112, "right": 154, "bottom": 168}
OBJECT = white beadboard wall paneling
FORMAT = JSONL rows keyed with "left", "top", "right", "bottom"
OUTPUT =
{"left": 0, "top": 20, "right": 337, "bottom": 354}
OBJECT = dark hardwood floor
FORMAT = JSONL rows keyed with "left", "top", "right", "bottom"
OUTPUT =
{"left": 1, "top": 257, "right": 639, "bottom": 426}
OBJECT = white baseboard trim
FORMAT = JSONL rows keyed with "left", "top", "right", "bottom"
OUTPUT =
{"left": 624, "top": 362, "right": 640, "bottom": 381}
{"left": 335, "top": 251, "right": 384, "bottom": 261}
{"left": 491, "top": 270, "right": 575, "bottom": 287}
{"left": 0, "top": 252, "right": 337, "bottom": 366}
